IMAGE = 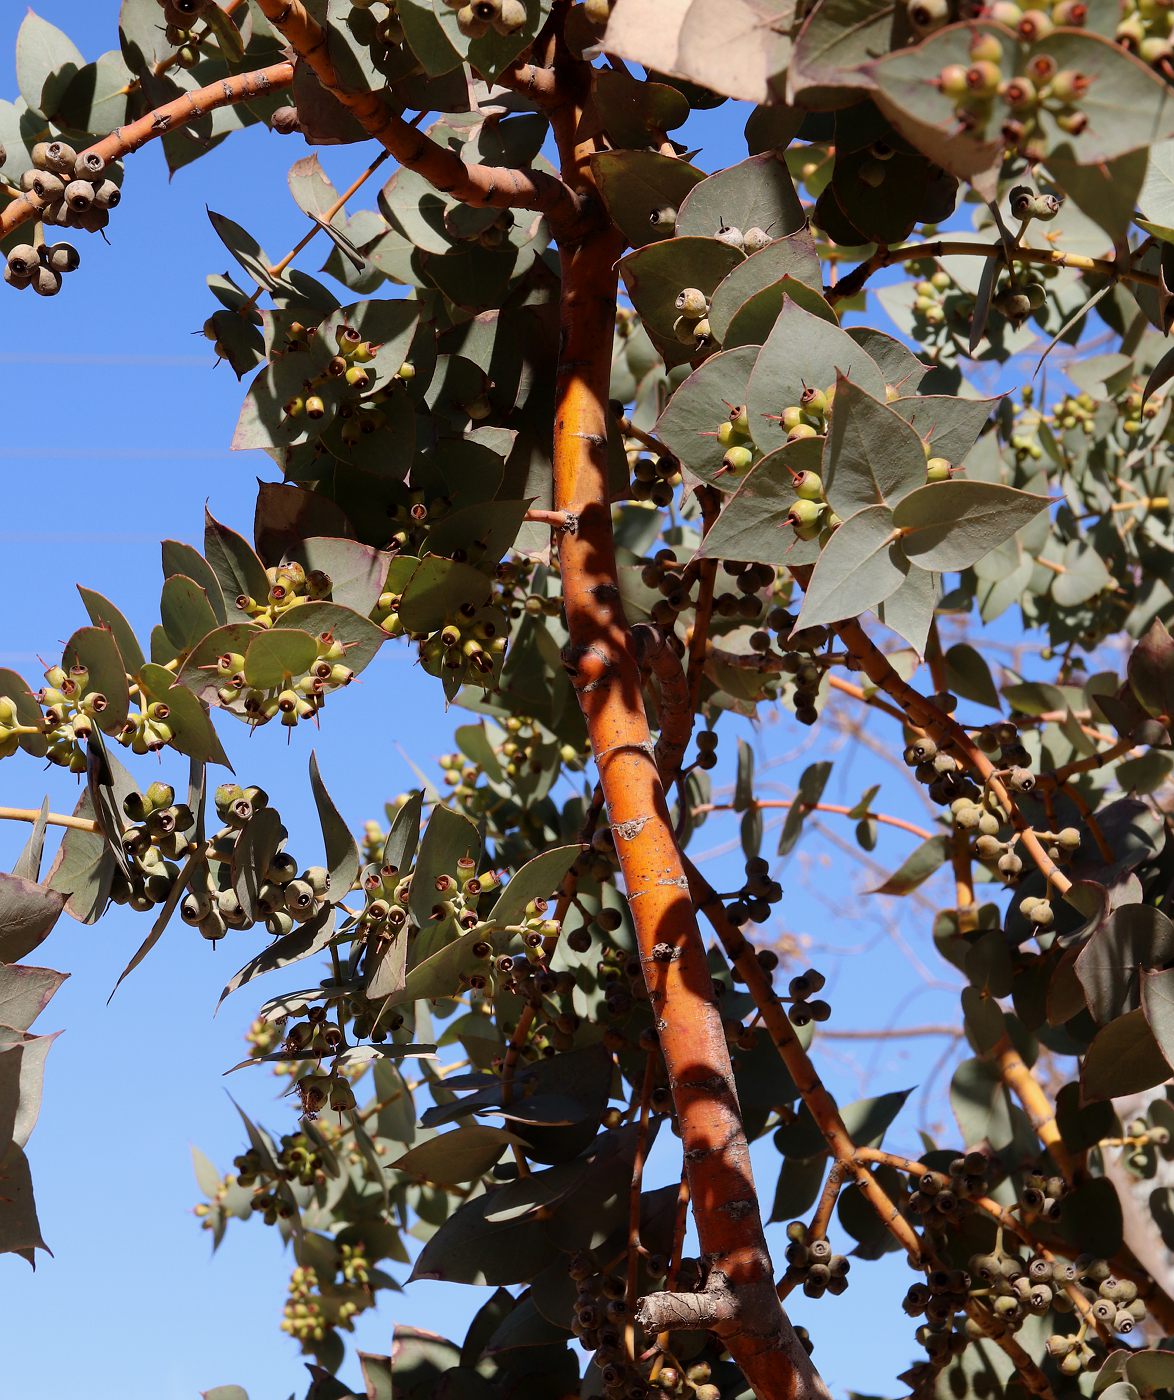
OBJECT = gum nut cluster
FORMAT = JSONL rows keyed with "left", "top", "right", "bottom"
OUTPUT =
{"left": 988, "top": 0, "right": 1174, "bottom": 70}
{"left": 30, "top": 661, "right": 115, "bottom": 771}
{"left": 762, "top": 379, "right": 837, "bottom": 453}
{"left": 628, "top": 449, "right": 682, "bottom": 507}
{"left": 784, "top": 1222, "right": 851, "bottom": 1297}
{"left": 937, "top": 30, "right": 1096, "bottom": 149}
{"left": 673, "top": 285, "right": 713, "bottom": 348}
{"left": 899, "top": 698, "right": 983, "bottom": 815}
{"left": 156, "top": 0, "right": 214, "bottom": 66}
{"left": 488, "top": 959, "right": 579, "bottom": 1052}
{"left": 639, "top": 546, "right": 708, "bottom": 637}
{"left": 295, "top": 1066, "right": 358, "bottom": 1118}
{"left": 786, "top": 968, "right": 830, "bottom": 1026}
{"left": 568, "top": 1252, "right": 664, "bottom": 1397}
{"left": 109, "top": 783, "right": 196, "bottom": 913}
{"left": 181, "top": 782, "right": 331, "bottom": 942}
{"left": 4, "top": 232, "right": 82, "bottom": 297}
{"left": 213, "top": 628, "right": 357, "bottom": 734}
{"left": 280, "top": 1004, "right": 355, "bottom": 1068}
{"left": 281, "top": 320, "right": 415, "bottom": 437}
{"left": 714, "top": 221, "right": 774, "bottom": 255}
{"left": 1112, "top": 0, "right": 1174, "bottom": 67}
{"left": 910, "top": 264, "right": 978, "bottom": 334}
{"left": 1123, "top": 1111, "right": 1174, "bottom": 1176}
{"left": 11, "top": 139, "right": 120, "bottom": 253}
{"left": 440, "top": 0, "right": 530, "bottom": 39}
{"left": 723, "top": 855, "right": 785, "bottom": 927}
{"left": 385, "top": 594, "right": 508, "bottom": 691}
{"left": 280, "top": 1252, "right": 370, "bottom": 1345}
{"left": 234, "top": 559, "right": 334, "bottom": 626}
{"left": 747, "top": 606, "right": 831, "bottom": 726}
{"left": 712, "top": 400, "right": 759, "bottom": 478}
{"left": 907, "top": 1151, "right": 992, "bottom": 1222}
{"left": 784, "top": 463, "right": 842, "bottom": 546}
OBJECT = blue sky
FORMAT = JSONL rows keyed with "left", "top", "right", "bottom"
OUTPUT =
{"left": 0, "top": 7, "right": 1020, "bottom": 1397}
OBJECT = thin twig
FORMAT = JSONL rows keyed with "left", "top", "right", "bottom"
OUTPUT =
{"left": 694, "top": 799, "right": 934, "bottom": 843}
{"left": 828, "top": 236, "right": 1160, "bottom": 305}
{"left": 0, "top": 63, "right": 295, "bottom": 238}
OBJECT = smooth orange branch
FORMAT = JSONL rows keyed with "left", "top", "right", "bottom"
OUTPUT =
{"left": 968, "top": 1309, "right": 1057, "bottom": 1399}
{"left": 0, "top": 805, "right": 100, "bottom": 834}
{"left": 497, "top": 56, "right": 560, "bottom": 104}
{"left": 832, "top": 618, "right": 1073, "bottom": 898}
{"left": 991, "top": 1034, "right": 1073, "bottom": 1180}
{"left": 252, "top": 0, "right": 586, "bottom": 239}
{"left": 828, "top": 236, "right": 1161, "bottom": 305}
{"left": 0, "top": 62, "right": 295, "bottom": 238}
{"left": 683, "top": 855, "right": 923, "bottom": 1264}
{"left": 523, "top": 508, "right": 574, "bottom": 529}
{"left": 694, "top": 799, "right": 935, "bottom": 843}
{"left": 617, "top": 414, "right": 674, "bottom": 460}
{"left": 808, "top": 1159, "right": 848, "bottom": 1241}
{"left": 1046, "top": 734, "right": 1135, "bottom": 786}
{"left": 826, "top": 672, "right": 911, "bottom": 725}
{"left": 552, "top": 226, "right": 821, "bottom": 1390}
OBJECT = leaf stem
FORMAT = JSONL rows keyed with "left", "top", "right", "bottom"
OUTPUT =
{"left": 0, "top": 805, "right": 99, "bottom": 834}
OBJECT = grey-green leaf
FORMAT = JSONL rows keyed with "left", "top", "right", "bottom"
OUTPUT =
{"left": 309, "top": 752, "right": 361, "bottom": 900}
{"left": 823, "top": 375, "right": 931, "bottom": 518}
{"left": 794, "top": 504, "right": 908, "bottom": 631}
{"left": 894, "top": 481, "right": 1050, "bottom": 573}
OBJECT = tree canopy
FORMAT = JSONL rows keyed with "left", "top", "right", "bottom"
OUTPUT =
{"left": 4, "top": 1, "right": 1174, "bottom": 1397}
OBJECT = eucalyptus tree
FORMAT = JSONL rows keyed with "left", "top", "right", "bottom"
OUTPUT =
{"left": 4, "top": 1, "right": 1174, "bottom": 1396}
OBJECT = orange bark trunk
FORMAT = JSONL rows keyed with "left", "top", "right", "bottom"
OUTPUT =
{"left": 552, "top": 228, "right": 827, "bottom": 1399}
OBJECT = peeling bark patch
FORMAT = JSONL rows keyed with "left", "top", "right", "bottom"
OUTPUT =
{"left": 577, "top": 667, "right": 615, "bottom": 693}
{"left": 589, "top": 581, "right": 618, "bottom": 600}
{"left": 571, "top": 430, "right": 607, "bottom": 450}
{"left": 657, "top": 874, "right": 689, "bottom": 890}
{"left": 613, "top": 816, "right": 650, "bottom": 841}
{"left": 680, "top": 1074, "right": 727, "bottom": 1094}
{"left": 595, "top": 739, "right": 655, "bottom": 760}
{"left": 720, "top": 1198, "right": 756, "bottom": 1220}
{"left": 650, "top": 942, "right": 678, "bottom": 962}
